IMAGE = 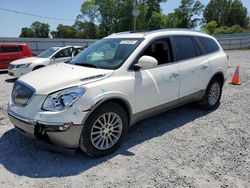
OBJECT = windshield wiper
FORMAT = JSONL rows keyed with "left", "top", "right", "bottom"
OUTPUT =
{"left": 74, "top": 63, "right": 100, "bottom": 68}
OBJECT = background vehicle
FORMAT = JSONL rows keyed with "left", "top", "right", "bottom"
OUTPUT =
{"left": 8, "top": 29, "right": 228, "bottom": 157}
{"left": 0, "top": 43, "right": 32, "bottom": 71}
{"left": 8, "top": 46, "right": 83, "bottom": 77}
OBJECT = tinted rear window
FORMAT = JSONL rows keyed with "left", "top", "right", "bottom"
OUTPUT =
{"left": 198, "top": 37, "right": 219, "bottom": 54}
{"left": 0, "top": 46, "right": 23, "bottom": 53}
{"left": 173, "top": 36, "right": 197, "bottom": 61}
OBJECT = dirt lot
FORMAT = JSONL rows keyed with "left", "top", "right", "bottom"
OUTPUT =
{"left": 0, "top": 50, "right": 249, "bottom": 188}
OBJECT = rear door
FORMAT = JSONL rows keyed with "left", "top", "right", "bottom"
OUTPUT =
{"left": 172, "top": 36, "right": 209, "bottom": 99}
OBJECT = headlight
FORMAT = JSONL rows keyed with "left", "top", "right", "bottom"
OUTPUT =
{"left": 17, "top": 63, "right": 32, "bottom": 68}
{"left": 42, "top": 87, "right": 86, "bottom": 111}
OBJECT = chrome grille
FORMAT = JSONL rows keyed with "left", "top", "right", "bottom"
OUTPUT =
{"left": 12, "top": 81, "right": 35, "bottom": 106}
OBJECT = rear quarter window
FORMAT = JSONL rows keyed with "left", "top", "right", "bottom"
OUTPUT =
{"left": 198, "top": 37, "right": 220, "bottom": 54}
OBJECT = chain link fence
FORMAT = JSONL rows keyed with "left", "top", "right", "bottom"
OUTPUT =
{"left": 215, "top": 33, "right": 250, "bottom": 50}
{"left": 0, "top": 33, "right": 250, "bottom": 54}
{"left": 0, "top": 37, "right": 97, "bottom": 55}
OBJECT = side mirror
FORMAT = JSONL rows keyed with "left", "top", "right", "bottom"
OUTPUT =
{"left": 134, "top": 55, "right": 158, "bottom": 70}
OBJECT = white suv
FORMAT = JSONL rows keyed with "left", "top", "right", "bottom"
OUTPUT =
{"left": 8, "top": 46, "right": 83, "bottom": 77}
{"left": 8, "top": 29, "right": 228, "bottom": 157}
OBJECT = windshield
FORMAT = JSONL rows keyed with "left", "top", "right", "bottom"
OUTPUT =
{"left": 38, "top": 47, "right": 59, "bottom": 58}
{"left": 69, "top": 38, "right": 143, "bottom": 69}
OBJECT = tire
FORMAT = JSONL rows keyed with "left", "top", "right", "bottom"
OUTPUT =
{"left": 199, "top": 78, "right": 223, "bottom": 110}
{"left": 33, "top": 66, "right": 44, "bottom": 71}
{"left": 79, "top": 102, "right": 128, "bottom": 157}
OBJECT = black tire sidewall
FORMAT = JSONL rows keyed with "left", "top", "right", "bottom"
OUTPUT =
{"left": 201, "top": 78, "right": 223, "bottom": 109}
{"left": 79, "top": 102, "right": 128, "bottom": 157}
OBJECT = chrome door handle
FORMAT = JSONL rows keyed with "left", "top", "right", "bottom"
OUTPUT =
{"left": 169, "top": 73, "right": 179, "bottom": 79}
{"left": 201, "top": 65, "right": 208, "bottom": 70}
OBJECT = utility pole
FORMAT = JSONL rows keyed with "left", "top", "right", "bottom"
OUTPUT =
{"left": 132, "top": 0, "right": 139, "bottom": 31}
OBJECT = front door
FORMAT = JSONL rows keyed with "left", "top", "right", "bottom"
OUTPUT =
{"left": 134, "top": 64, "right": 180, "bottom": 113}
{"left": 51, "top": 47, "right": 73, "bottom": 64}
{"left": 134, "top": 38, "right": 180, "bottom": 113}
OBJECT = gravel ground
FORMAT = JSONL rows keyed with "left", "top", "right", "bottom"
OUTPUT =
{"left": 0, "top": 50, "right": 249, "bottom": 188}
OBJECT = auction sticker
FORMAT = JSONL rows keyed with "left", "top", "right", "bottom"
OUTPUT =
{"left": 120, "top": 40, "right": 138, "bottom": 44}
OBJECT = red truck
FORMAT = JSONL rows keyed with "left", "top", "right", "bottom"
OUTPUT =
{"left": 0, "top": 43, "right": 32, "bottom": 71}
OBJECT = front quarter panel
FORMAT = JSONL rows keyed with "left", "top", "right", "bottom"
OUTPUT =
{"left": 75, "top": 71, "right": 135, "bottom": 115}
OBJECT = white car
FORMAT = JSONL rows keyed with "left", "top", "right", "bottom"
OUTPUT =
{"left": 8, "top": 29, "right": 228, "bottom": 157}
{"left": 8, "top": 46, "right": 84, "bottom": 77}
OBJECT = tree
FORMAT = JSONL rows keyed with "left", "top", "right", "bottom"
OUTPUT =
{"left": 19, "top": 21, "right": 50, "bottom": 38}
{"left": 51, "top": 24, "right": 80, "bottom": 38}
{"left": 76, "top": 0, "right": 168, "bottom": 38}
{"left": 30, "top": 21, "right": 50, "bottom": 38}
{"left": 201, "top": 20, "right": 218, "bottom": 34}
{"left": 148, "top": 11, "right": 167, "bottom": 29}
{"left": 73, "top": 21, "right": 99, "bottom": 39}
{"left": 19, "top": 27, "right": 35, "bottom": 38}
{"left": 173, "top": 0, "right": 204, "bottom": 28}
{"left": 204, "top": 0, "right": 248, "bottom": 28}
{"left": 213, "top": 25, "right": 245, "bottom": 34}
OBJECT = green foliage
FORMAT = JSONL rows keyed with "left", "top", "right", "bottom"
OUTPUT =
{"left": 76, "top": 0, "right": 169, "bottom": 38}
{"left": 202, "top": 20, "right": 245, "bottom": 35}
{"left": 214, "top": 25, "right": 245, "bottom": 35}
{"left": 51, "top": 24, "right": 80, "bottom": 38}
{"left": 173, "top": 0, "right": 204, "bottom": 28}
{"left": 19, "top": 0, "right": 249, "bottom": 39}
{"left": 19, "top": 27, "right": 35, "bottom": 38}
{"left": 201, "top": 21, "right": 218, "bottom": 34}
{"left": 204, "top": 0, "right": 248, "bottom": 28}
{"left": 30, "top": 21, "right": 50, "bottom": 38}
{"left": 19, "top": 21, "right": 50, "bottom": 38}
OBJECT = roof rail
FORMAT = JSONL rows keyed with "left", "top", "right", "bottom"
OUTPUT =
{"left": 110, "top": 28, "right": 205, "bottom": 37}
{"left": 145, "top": 28, "right": 204, "bottom": 35}
{"left": 110, "top": 31, "right": 131, "bottom": 36}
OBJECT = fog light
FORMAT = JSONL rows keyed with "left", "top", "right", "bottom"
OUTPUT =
{"left": 58, "top": 123, "right": 72, "bottom": 131}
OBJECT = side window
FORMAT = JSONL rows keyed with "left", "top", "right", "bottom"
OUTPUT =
{"left": 141, "top": 38, "right": 173, "bottom": 65}
{"left": 173, "top": 36, "right": 197, "bottom": 61}
{"left": 54, "top": 48, "right": 73, "bottom": 58}
{"left": 0, "top": 46, "right": 22, "bottom": 53}
{"left": 192, "top": 37, "right": 204, "bottom": 56}
{"left": 73, "top": 48, "right": 83, "bottom": 56}
{"left": 198, "top": 36, "right": 219, "bottom": 54}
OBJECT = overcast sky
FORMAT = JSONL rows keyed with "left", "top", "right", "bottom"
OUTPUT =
{"left": 0, "top": 0, "right": 249, "bottom": 37}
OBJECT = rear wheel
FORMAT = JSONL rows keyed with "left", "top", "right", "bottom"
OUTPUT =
{"left": 79, "top": 102, "right": 128, "bottom": 157}
{"left": 199, "top": 78, "right": 223, "bottom": 110}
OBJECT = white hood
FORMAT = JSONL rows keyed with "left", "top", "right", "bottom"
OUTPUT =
{"left": 18, "top": 63, "right": 114, "bottom": 94}
{"left": 10, "top": 57, "right": 48, "bottom": 65}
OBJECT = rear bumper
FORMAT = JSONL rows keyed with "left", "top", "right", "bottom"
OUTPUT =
{"left": 8, "top": 109, "right": 83, "bottom": 153}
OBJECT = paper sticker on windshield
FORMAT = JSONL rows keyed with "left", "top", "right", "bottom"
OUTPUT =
{"left": 120, "top": 40, "right": 137, "bottom": 45}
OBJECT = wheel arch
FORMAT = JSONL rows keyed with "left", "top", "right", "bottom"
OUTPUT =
{"left": 207, "top": 71, "right": 225, "bottom": 87}
{"left": 82, "top": 97, "right": 133, "bottom": 127}
{"left": 32, "top": 65, "right": 45, "bottom": 71}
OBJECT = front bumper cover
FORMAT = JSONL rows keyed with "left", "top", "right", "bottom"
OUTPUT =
{"left": 8, "top": 109, "right": 84, "bottom": 154}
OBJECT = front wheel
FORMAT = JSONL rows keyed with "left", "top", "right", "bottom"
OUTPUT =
{"left": 79, "top": 102, "right": 128, "bottom": 157}
{"left": 199, "top": 78, "right": 223, "bottom": 110}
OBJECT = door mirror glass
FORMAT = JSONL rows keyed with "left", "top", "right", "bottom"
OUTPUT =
{"left": 136, "top": 55, "right": 158, "bottom": 69}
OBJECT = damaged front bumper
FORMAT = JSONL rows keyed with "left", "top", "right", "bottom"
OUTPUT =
{"left": 8, "top": 109, "right": 84, "bottom": 154}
